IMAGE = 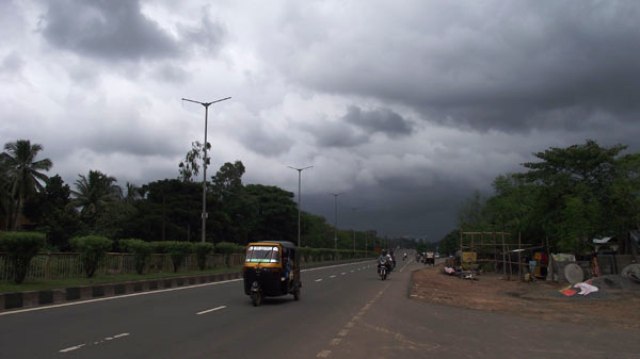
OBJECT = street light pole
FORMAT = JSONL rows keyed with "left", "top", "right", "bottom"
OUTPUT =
{"left": 288, "top": 165, "right": 313, "bottom": 247}
{"left": 351, "top": 207, "right": 359, "bottom": 254}
{"left": 182, "top": 96, "right": 231, "bottom": 243}
{"left": 332, "top": 193, "right": 341, "bottom": 251}
{"left": 364, "top": 231, "right": 368, "bottom": 256}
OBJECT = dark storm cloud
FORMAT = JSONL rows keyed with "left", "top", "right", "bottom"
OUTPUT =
{"left": 343, "top": 106, "right": 413, "bottom": 138}
{"left": 303, "top": 176, "right": 471, "bottom": 240}
{"left": 179, "top": 12, "right": 225, "bottom": 55}
{"left": 239, "top": 126, "right": 293, "bottom": 156}
{"left": 301, "top": 106, "right": 412, "bottom": 149}
{"left": 305, "top": 121, "right": 368, "bottom": 148}
{"left": 278, "top": 1, "right": 640, "bottom": 133}
{"left": 39, "top": 0, "right": 179, "bottom": 61}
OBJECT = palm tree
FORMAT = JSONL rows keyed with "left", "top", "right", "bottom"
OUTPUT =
{"left": 2, "top": 139, "right": 52, "bottom": 230}
{"left": 0, "top": 156, "right": 11, "bottom": 229}
{"left": 70, "top": 170, "right": 123, "bottom": 228}
{"left": 124, "top": 182, "right": 142, "bottom": 204}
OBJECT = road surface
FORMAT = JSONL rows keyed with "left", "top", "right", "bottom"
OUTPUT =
{"left": 0, "top": 259, "right": 638, "bottom": 358}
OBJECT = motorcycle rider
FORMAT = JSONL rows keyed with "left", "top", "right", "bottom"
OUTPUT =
{"left": 378, "top": 249, "right": 393, "bottom": 275}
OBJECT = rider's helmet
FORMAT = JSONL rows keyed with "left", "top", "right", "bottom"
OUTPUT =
{"left": 381, "top": 249, "right": 387, "bottom": 256}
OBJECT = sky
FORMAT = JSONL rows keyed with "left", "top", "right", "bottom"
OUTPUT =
{"left": 2, "top": 0, "right": 640, "bottom": 241}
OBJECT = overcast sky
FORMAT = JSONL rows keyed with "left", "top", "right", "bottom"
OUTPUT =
{"left": 2, "top": 0, "right": 640, "bottom": 241}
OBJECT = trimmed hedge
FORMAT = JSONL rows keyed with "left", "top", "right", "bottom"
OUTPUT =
{"left": 166, "top": 242, "right": 193, "bottom": 272}
{"left": 120, "top": 239, "right": 152, "bottom": 274}
{"left": 215, "top": 241, "right": 243, "bottom": 268}
{"left": 194, "top": 243, "right": 214, "bottom": 270}
{"left": 70, "top": 235, "right": 113, "bottom": 278}
{"left": 0, "top": 231, "right": 46, "bottom": 284}
{"left": 149, "top": 241, "right": 171, "bottom": 254}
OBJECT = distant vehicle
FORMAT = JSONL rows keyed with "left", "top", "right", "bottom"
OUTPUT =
{"left": 378, "top": 257, "right": 390, "bottom": 280}
{"left": 425, "top": 251, "right": 435, "bottom": 266}
{"left": 242, "top": 240, "right": 301, "bottom": 306}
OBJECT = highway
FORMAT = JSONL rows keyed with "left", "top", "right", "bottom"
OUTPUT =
{"left": 0, "top": 259, "right": 638, "bottom": 359}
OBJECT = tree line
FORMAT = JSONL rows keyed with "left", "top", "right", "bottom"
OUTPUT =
{"left": 437, "top": 140, "right": 640, "bottom": 256}
{"left": 0, "top": 139, "right": 382, "bottom": 251}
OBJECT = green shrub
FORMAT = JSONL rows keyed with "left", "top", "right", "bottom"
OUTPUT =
{"left": 120, "top": 239, "right": 152, "bottom": 274}
{"left": 215, "top": 241, "right": 241, "bottom": 268}
{"left": 299, "top": 246, "right": 312, "bottom": 263}
{"left": 70, "top": 235, "right": 113, "bottom": 278}
{"left": 194, "top": 243, "right": 214, "bottom": 270}
{"left": 0, "top": 232, "right": 46, "bottom": 284}
{"left": 166, "top": 242, "right": 192, "bottom": 272}
{"left": 150, "top": 241, "right": 171, "bottom": 254}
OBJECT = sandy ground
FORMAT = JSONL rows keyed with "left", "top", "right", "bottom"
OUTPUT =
{"left": 410, "top": 263, "right": 640, "bottom": 330}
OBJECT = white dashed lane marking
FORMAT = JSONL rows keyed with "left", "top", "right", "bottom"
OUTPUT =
{"left": 59, "top": 344, "right": 85, "bottom": 353}
{"left": 196, "top": 305, "right": 226, "bottom": 315}
{"left": 310, "top": 262, "right": 377, "bottom": 283}
{"left": 59, "top": 333, "right": 130, "bottom": 354}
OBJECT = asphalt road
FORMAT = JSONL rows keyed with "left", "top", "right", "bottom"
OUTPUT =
{"left": 0, "top": 258, "right": 638, "bottom": 359}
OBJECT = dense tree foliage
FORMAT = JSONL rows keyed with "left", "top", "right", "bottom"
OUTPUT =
{"left": 452, "top": 140, "right": 640, "bottom": 254}
{"left": 244, "top": 184, "right": 297, "bottom": 242}
{"left": 123, "top": 179, "right": 201, "bottom": 242}
{"left": 23, "top": 175, "right": 82, "bottom": 250}
{"left": 210, "top": 161, "right": 254, "bottom": 244}
{"left": 437, "top": 230, "right": 459, "bottom": 257}
{"left": 0, "top": 139, "right": 384, "bottom": 251}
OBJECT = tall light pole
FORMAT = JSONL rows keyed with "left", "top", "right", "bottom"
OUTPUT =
{"left": 331, "top": 193, "right": 341, "bottom": 251}
{"left": 288, "top": 165, "right": 313, "bottom": 247}
{"left": 181, "top": 96, "right": 231, "bottom": 243}
{"left": 351, "top": 207, "right": 359, "bottom": 254}
{"left": 364, "top": 230, "right": 368, "bottom": 256}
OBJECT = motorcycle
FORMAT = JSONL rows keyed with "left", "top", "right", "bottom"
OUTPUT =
{"left": 378, "top": 259, "right": 388, "bottom": 280}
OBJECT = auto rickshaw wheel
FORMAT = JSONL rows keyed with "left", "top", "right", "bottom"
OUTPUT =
{"left": 251, "top": 291, "right": 262, "bottom": 306}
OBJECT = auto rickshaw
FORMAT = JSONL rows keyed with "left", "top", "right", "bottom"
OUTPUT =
{"left": 242, "top": 240, "right": 301, "bottom": 306}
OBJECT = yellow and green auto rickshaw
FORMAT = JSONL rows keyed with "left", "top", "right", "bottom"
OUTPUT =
{"left": 242, "top": 240, "right": 301, "bottom": 306}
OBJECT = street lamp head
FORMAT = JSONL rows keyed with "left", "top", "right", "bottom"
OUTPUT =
{"left": 287, "top": 165, "right": 314, "bottom": 172}
{"left": 182, "top": 97, "right": 232, "bottom": 107}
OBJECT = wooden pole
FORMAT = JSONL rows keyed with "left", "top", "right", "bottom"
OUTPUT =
{"left": 502, "top": 232, "right": 506, "bottom": 278}
{"left": 518, "top": 232, "right": 522, "bottom": 281}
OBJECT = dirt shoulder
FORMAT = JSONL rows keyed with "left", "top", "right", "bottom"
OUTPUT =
{"left": 410, "top": 264, "right": 640, "bottom": 330}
